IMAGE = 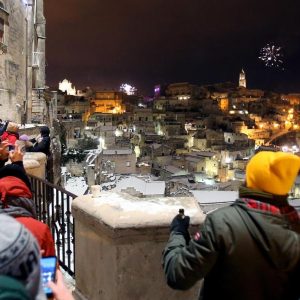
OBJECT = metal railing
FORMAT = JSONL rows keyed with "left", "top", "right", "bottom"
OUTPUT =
{"left": 28, "top": 174, "right": 77, "bottom": 277}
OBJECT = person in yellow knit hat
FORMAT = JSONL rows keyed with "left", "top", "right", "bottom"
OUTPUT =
{"left": 163, "top": 151, "right": 300, "bottom": 300}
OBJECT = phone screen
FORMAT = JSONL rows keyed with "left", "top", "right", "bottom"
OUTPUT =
{"left": 41, "top": 256, "right": 57, "bottom": 298}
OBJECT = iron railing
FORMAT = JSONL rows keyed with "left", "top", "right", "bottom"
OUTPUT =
{"left": 28, "top": 174, "right": 77, "bottom": 277}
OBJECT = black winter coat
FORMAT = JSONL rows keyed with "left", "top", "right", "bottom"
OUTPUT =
{"left": 163, "top": 192, "right": 300, "bottom": 300}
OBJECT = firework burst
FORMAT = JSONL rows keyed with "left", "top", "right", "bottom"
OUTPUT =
{"left": 259, "top": 43, "right": 284, "bottom": 69}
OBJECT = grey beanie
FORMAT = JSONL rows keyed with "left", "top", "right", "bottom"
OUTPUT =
{"left": 0, "top": 214, "right": 41, "bottom": 299}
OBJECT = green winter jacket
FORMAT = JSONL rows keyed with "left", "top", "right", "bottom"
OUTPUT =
{"left": 163, "top": 188, "right": 300, "bottom": 300}
{"left": 0, "top": 276, "right": 30, "bottom": 300}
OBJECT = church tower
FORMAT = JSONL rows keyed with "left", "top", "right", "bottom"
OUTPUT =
{"left": 239, "top": 69, "right": 246, "bottom": 88}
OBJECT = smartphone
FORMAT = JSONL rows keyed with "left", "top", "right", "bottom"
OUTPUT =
{"left": 8, "top": 145, "right": 15, "bottom": 151}
{"left": 41, "top": 256, "right": 57, "bottom": 298}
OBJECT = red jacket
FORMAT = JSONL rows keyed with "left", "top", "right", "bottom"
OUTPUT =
{"left": 0, "top": 175, "right": 55, "bottom": 257}
{"left": 1, "top": 131, "right": 19, "bottom": 145}
{"left": 16, "top": 216, "right": 56, "bottom": 257}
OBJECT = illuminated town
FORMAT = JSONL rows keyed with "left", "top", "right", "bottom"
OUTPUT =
{"left": 56, "top": 70, "right": 300, "bottom": 198}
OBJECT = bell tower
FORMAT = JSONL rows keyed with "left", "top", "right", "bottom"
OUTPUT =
{"left": 239, "top": 69, "right": 246, "bottom": 88}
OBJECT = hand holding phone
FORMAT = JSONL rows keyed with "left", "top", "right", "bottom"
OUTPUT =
{"left": 41, "top": 256, "right": 57, "bottom": 299}
{"left": 47, "top": 269, "right": 74, "bottom": 300}
{"left": 9, "top": 144, "right": 24, "bottom": 162}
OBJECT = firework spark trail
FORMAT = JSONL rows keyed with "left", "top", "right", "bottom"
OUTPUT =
{"left": 259, "top": 43, "right": 284, "bottom": 69}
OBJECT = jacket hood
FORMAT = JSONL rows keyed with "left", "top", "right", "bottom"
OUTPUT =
{"left": 40, "top": 126, "right": 50, "bottom": 137}
{"left": 234, "top": 199, "right": 300, "bottom": 272}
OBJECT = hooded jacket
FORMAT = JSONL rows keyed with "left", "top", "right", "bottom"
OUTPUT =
{"left": 1, "top": 131, "right": 19, "bottom": 145}
{"left": 27, "top": 126, "right": 50, "bottom": 156}
{"left": 0, "top": 162, "right": 55, "bottom": 257}
{"left": 0, "top": 275, "right": 31, "bottom": 300}
{"left": 163, "top": 187, "right": 300, "bottom": 300}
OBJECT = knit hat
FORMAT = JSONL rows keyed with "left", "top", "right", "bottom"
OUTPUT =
{"left": 0, "top": 214, "right": 41, "bottom": 298}
{"left": 246, "top": 151, "right": 300, "bottom": 195}
{"left": 6, "top": 122, "right": 19, "bottom": 133}
{"left": 19, "top": 134, "right": 29, "bottom": 142}
{"left": 0, "top": 275, "right": 30, "bottom": 300}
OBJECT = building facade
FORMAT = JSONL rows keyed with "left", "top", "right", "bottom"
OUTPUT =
{"left": 0, "top": 0, "right": 46, "bottom": 123}
{"left": 239, "top": 69, "right": 246, "bottom": 88}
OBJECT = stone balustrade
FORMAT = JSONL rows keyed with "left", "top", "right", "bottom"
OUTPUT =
{"left": 23, "top": 152, "right": 47, "bottom": 179}
{"left": 72, "top": 190, "right": 205, "bottom": 300}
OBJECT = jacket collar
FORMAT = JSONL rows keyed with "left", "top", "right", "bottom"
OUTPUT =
{"left": 239, "top": 185, "right": 289, "bottom": 208}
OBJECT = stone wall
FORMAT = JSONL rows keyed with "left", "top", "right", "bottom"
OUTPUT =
{"left": 72, "top": 192, "right": 205, "bottom": 300}
{"left": 0, "top": 0, "right": 45, "bottom": 124}
{"left": 0, "top": 1, "right": 26, "bottom": 123}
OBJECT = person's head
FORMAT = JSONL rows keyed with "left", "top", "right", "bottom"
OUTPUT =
{"left": 0, "top": 214, "right": 41, "bottom": 298}
{"left": 19, "top": 134, "right": 29, "bottom": 142}
{"left": 6, "top": 122, "right": 19, "bottom": 133}
{"left": 246, "top": 151, "right": 300, "bottom": 196}
{"left": 40, "top": 126, "right": 50, "bottom": 137}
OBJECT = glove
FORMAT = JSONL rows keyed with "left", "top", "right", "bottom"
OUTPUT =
{"left": 170, "top": 214, "right": 191, "bottom": 244}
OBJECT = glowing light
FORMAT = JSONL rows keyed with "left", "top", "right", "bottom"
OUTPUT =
{"left": 59, "top": 79, "right": 77, "bottom": 95}
{"left": 225, "top": 157, "right": 232, "bottom": 164}
{"left": 259, "top": 43, "right": 284, "bottom": 69}
{"left": 115, "top": 129, "right": 123, "bottom": 137}
{"left": 282, "top": 145, "right": 288, "bottom": 152}
{"left": 120, "top": 83, "right": 137, "bottom": 95}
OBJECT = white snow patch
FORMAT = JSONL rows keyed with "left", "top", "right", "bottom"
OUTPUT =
{"left": 64, "top": 176, "right": 88, "bottom": 196}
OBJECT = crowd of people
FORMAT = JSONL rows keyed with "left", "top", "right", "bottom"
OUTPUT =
{"left": 3, "top": 117, "right": 300, "bottom": 299}
{"left": 0, "top": 120, "right": 51, "bottom": 155}
{"left": 0, "top": 120, "right": 73, "bottom": 299}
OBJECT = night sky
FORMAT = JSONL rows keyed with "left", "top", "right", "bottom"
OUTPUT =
{"left": 45, "top": 0, "right": 300, "bottom": 95}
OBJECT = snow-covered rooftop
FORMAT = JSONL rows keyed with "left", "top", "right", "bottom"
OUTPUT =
{"left": 103, "top": 149, "right": 132, "bottom": 155}
{"left": 64, "top": 177, "right": 88, "bottom": 196}
{"left": 114, "top": 176, "right": 165, "bottom": 196}
{"left": 189, "top": 151, "right": 216, "bottom": 158}
{"left": 163, "top": 165, "right": 187, "bottom": 175}
{"left": 191, "top": 191, "right": 238, "bottom": 204}
{"left": 185, "top": 156, "right": 204, "bottom": 163}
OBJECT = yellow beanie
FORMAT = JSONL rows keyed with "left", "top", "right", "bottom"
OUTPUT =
{"left": 246, "top": 151, "right": 300, "bottom": 195}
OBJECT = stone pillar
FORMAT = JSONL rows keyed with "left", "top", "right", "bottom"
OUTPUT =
{"left": 23, "top": 152, "right": 47, "bottom": 179}
{"left": 72, "top": 192, "right": 205, "bottom": 300}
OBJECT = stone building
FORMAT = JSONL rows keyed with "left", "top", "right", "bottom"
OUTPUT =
{"left": 239, "top": 69, "right": 246, "bottom": 88}
{"left": 59, "top": 79, "right": 76, "bottom": 96}
{"left": 0, "top": 0, "right": 46, "bottom": 123}
{"left": 100, "top": 148, "right": 137, "bottom": 175}
{"left": 83, "top": 90, "right": 126, "bottom": 123}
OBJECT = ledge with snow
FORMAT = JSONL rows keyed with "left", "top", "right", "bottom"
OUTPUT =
{"left": 72, "top": 191, "right": 205, "bottom": 300}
